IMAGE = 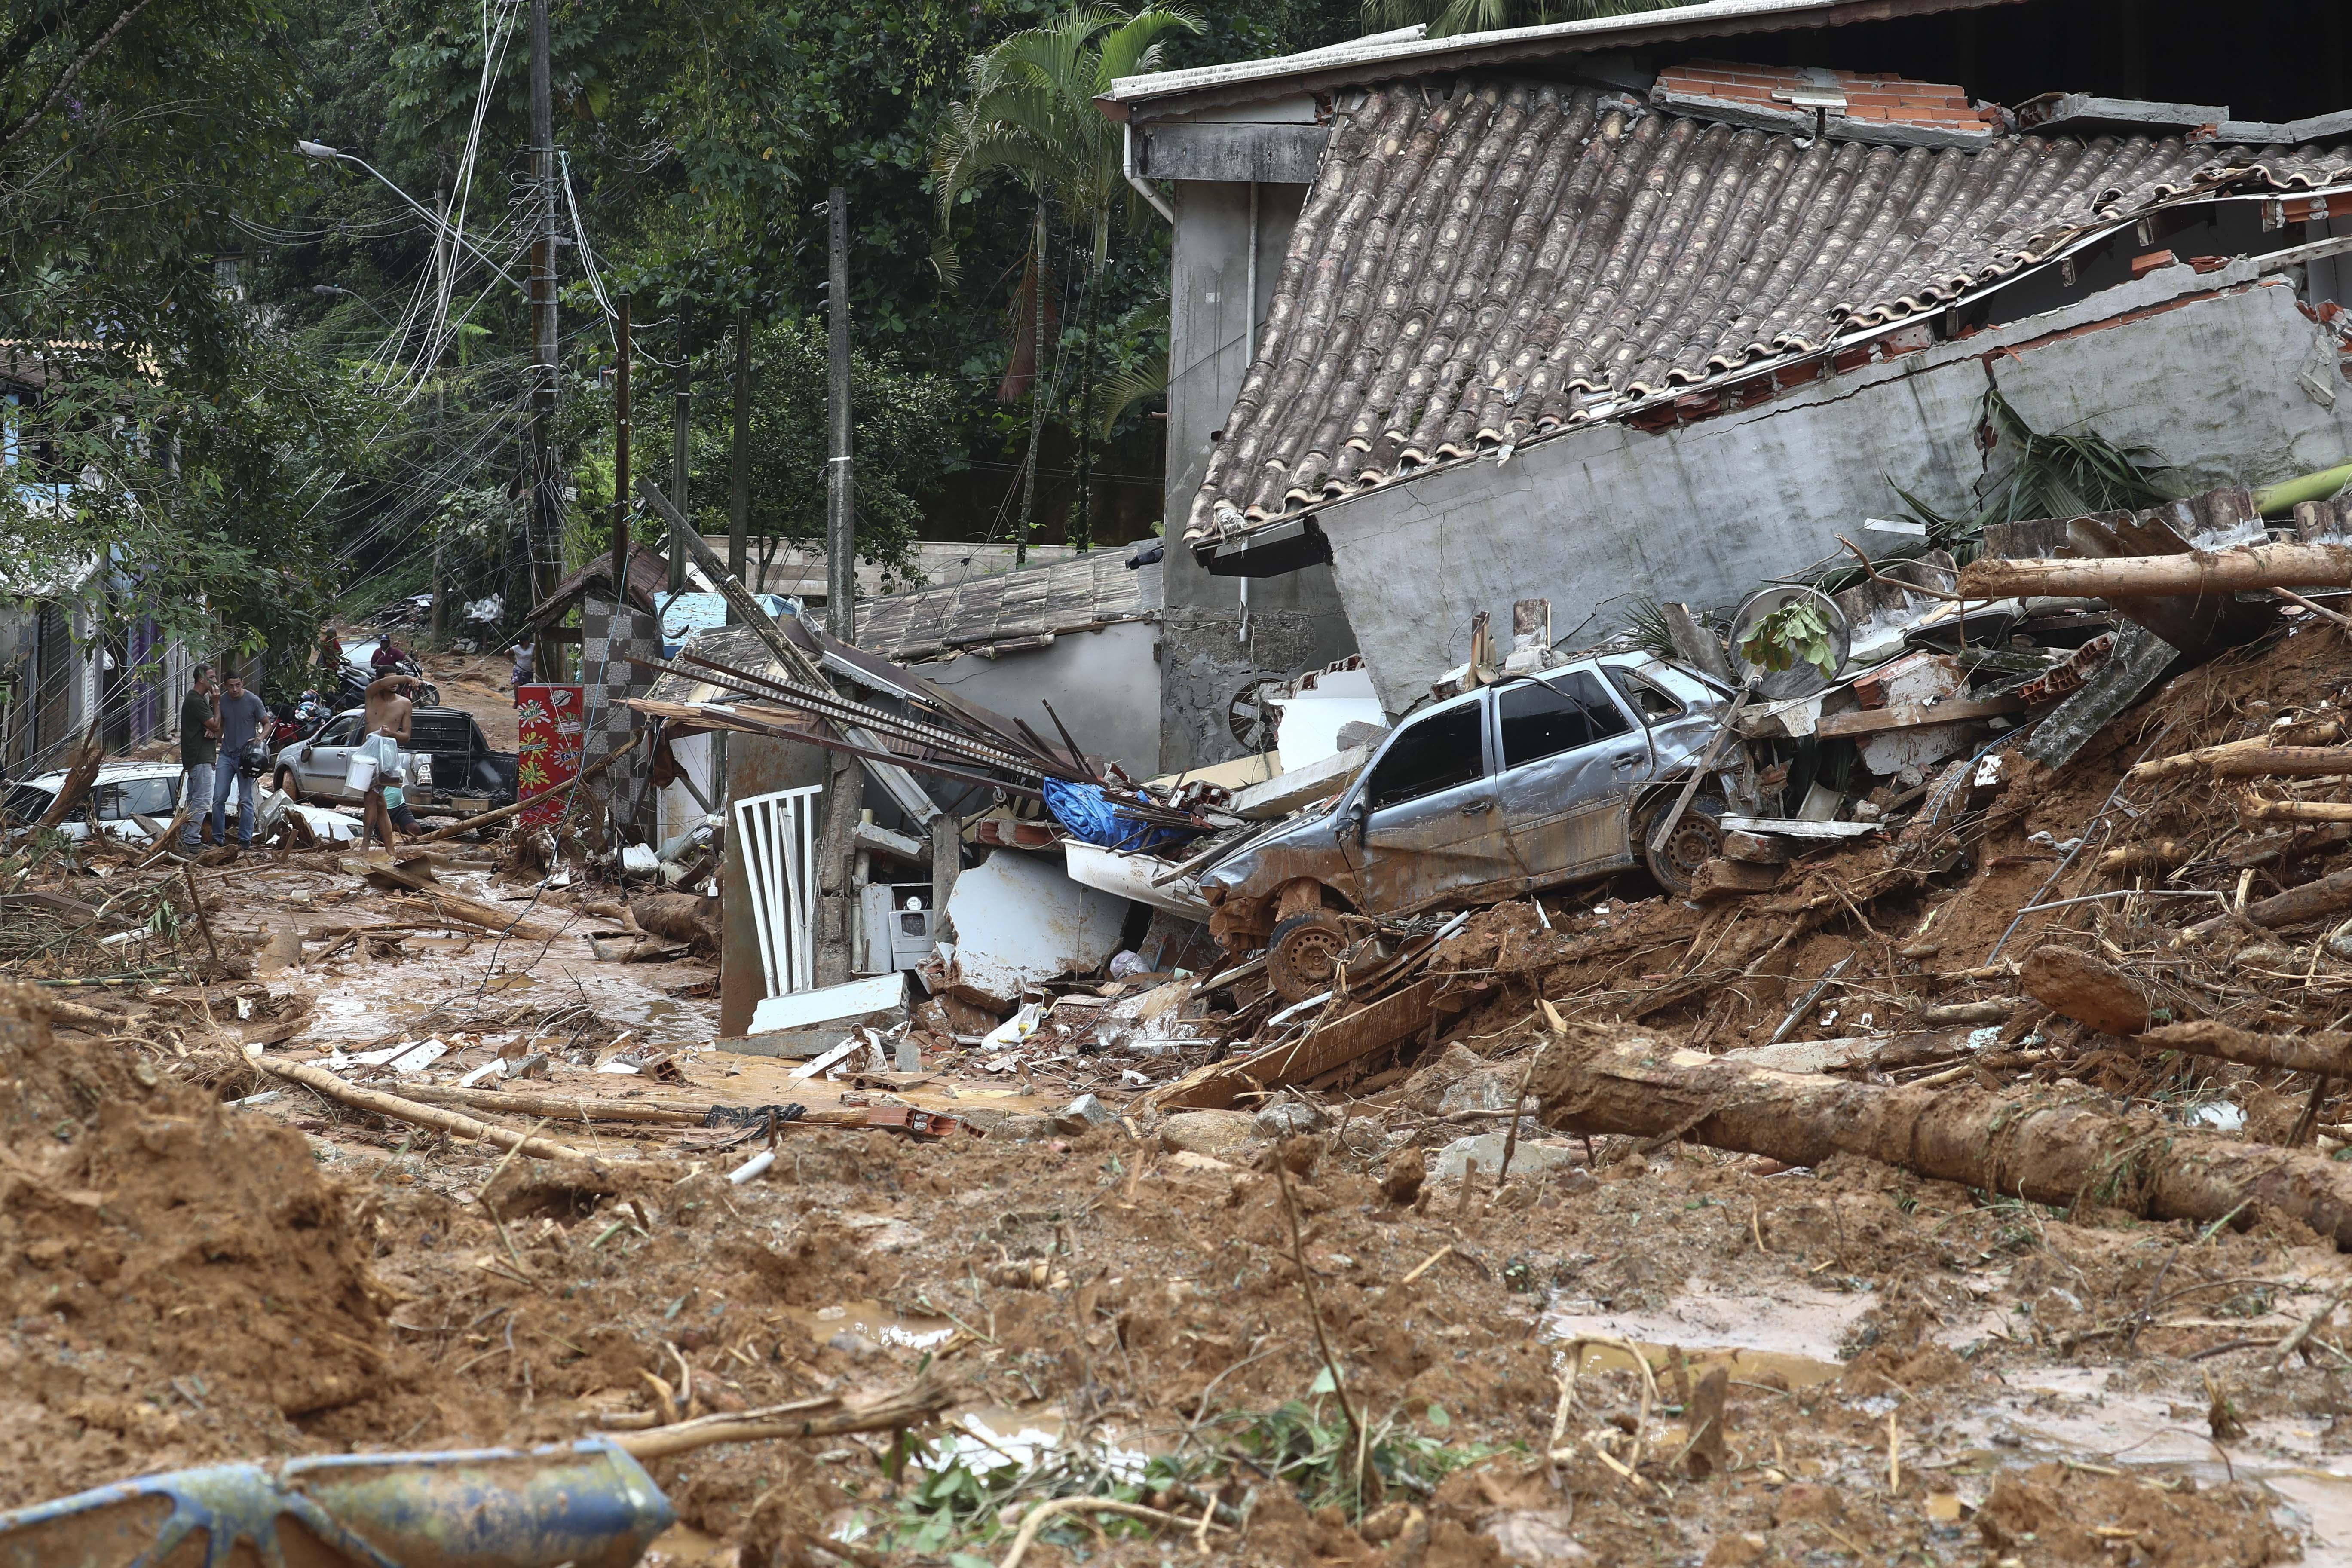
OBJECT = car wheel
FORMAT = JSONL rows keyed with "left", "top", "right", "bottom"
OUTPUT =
{"left": 1267, "top": 909, "right": 1352, "bottom": 1003}
{"left": 275, "top": 767, "right": 303, "bottom": 805}
{"left": 1640, "top": 790, "right": 1727, "bottom": 896}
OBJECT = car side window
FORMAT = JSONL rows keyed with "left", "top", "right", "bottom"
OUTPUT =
{"left": 1365, "top": 703, "right": 1486, "bottom": 811}
{"left": 121, "top": 778, "right": 175, "bottom": 818}
{"left": 1608, "top": 668, "right": 1684, "bottom": 721}
{"left": 1500, "top": 672, "right": 1631, "bottom": 769}
{"left": 318, "top": 716, "right": 361, "bottom": 746}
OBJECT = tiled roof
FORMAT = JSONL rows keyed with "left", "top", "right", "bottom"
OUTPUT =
{"left": 1187, "top": 79, "right": 2352, "bottom": 540}
{"left": 851, "top": 553, "right": 1163, "bottom": 664}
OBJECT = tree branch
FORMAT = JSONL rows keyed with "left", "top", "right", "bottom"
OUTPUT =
{"left": 0, "top": 0, "right": 159, "bottom": 162}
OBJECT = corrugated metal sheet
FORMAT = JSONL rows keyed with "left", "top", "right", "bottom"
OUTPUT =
{"left": 1188, "top": 80, "right": 2352, "bottom": 539}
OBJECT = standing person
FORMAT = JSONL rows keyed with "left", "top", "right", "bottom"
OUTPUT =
{"left": 318, "top": 626, "right": 343, "bottom": 669}
{"left": 371, "top": 635, "right": 408, "bottom": 676}
{"left": 509, "top": 641, "right": 534, "bottom": 700}
{"left": 178, "top": 665, "right": 218, "bottom": 851}
{"left": 358, "top": 674, "right": 416, "bottom": 852}
{"left": 210, "top": 671, "right": 268, "bottom": 850}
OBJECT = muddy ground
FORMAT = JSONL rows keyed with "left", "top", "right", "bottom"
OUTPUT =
{"left": 9, "top": 618, "right": 2352, "bottom": 1566}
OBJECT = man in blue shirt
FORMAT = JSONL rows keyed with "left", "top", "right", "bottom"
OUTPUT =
{"left": 211, "top": 671, "right": 268, "bottom": 849}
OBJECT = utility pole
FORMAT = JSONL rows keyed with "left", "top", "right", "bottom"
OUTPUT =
{"left": 729, "top": 305, "right": 751, "bottom": 615}
{"left": 1017, "top": 205, "right": 1045, "bottom": 565}
{"left": 670, "top": 302, "right": 691, "bottom": 597}
{"left": 610, "top": 293, "right": 632, "bottom": 601}
{"left": 816, "top": 186, "right": 860, "bottom": 986}
{"left": 429, "top": 336, "right": 447, "bottom": 646}
{"left": 526, "top": 0, "right": 561, "bottom": 673}
{"left": 826, "top": 191, "right": 854, "bottom": 641}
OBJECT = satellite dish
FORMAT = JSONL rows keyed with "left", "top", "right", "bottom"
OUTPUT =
{"left": 1727, "top": 585, "right": 1851, "bottom": 700}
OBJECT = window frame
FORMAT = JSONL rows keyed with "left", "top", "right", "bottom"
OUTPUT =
{"left": 1495, "top": 668, "right": 1635, "bottom": 772}
{"left": 1359, "top": 694, "right": 1492, "bottom": 815}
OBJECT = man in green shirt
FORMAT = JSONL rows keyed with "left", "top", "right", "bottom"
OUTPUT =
{"left": 178, "top": 665, "right": 218, "bottom": 850}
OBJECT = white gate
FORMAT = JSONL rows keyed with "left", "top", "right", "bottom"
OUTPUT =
{"left": 732, "top": 784, "right": 824, "bottom": 996}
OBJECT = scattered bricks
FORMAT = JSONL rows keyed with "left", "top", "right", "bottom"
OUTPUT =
{"left": 2132, "top": 249, "right": 2179, "bottom": 278}
{"left": 1693, "top": 858, "right": 1785, "bottom": 898}
{"left": 1721, "top": 830, "right": 1790, "bottom": 866}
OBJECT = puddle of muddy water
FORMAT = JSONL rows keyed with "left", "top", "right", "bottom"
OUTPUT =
{"left": 1543, "top": 1276, "right": 1873, "bottom": 1373}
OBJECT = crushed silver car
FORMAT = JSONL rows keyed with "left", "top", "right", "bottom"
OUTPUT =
{"left": 1197, "top": 653, "right": 1752, "bottom": 1000}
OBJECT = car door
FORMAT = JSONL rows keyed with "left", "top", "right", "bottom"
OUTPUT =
{"left": 1492, "top": 667, "right": 1650, "bottom": 886}
{"left": 1338, "top": 692, "right": 1520, "bottom": 916}
{"left": 303, "top": 716, "right": 363, "bottom": 799}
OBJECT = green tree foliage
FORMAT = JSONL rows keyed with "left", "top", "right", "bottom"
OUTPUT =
{"left": 932, "top": 4, "right": 1200, "bottom": 551}
{"left": 0, "top": 1, "right": 377, "bottom": 684}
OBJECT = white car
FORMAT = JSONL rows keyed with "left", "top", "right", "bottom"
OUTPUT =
{"left": 273, "top": 709, "right": 432, "bottom": 804}
{"left": 3, "top": 759, "right": 362, "bottom": 845}
{"left": 3, "top": 761, "right": 189, "bottom": 842}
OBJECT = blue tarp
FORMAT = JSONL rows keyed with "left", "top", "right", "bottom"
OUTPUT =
{"left": 1041, "top": 779, "right": 1196, "bottom": 853}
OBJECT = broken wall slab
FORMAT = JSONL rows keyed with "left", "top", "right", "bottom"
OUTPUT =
{"left": 724, "top": 972, "right": 907, "bottom": 1060}
{"left": 1305, "top": 265, "right": 2352, "bottom": 714}
{"left": 937, "top": 848, "right": 1134, "bottom": 1007}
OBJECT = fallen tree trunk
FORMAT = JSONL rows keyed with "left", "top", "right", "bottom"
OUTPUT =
{"left": 611, "top": 1374, "right": 952, "bottom": 1460}
{"left": 1532, "top": 1023, "right": 2352, "bottom": 1247}
{"left": 2140, "top": 1020, "right": 2352, "bottom": 1077}
{"left": 2020, "top": 945, "right": 2160, "bottom": 1036}
{"left": 1959, "top": 544, "right": 2352, "bottom": 600}
{"left": 258, "top": 1057, "right": 587, "bottom": 1160}
{"left": 383, "top": 891, "right": 559, "bottom": 943}
{"left": 34, "top": 723, "right": 104, "bottom": 830}
{"left": 407, "top": 733, "right": 642, "bottom": 847}
{"left": 2124, "top": 722, "right": 2345, "bottom": 782}
{"left": 398, "top": 1083, "right": 707, "bottom": 1124}
{"left": 2235, "top": 864, "right": 2352, "bottom": 928}
{"left": 2210, "top": 747, "right": 2352, "bottom": 778}
{"left": 2246, "top": 799, "right": 2352, "bottom": 824}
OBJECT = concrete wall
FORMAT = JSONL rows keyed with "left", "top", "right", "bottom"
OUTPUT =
{"left": 1311, "top": 260, "right": 2352, "bottom": 713}
{"left": 1162, "top": 176, "right": 1358, "bottom": 771}
{"left": 910, "top": 618, "right": 1161, "bottom": 776}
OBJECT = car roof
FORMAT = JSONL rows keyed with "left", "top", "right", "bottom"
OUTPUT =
{"left": 17, "top": 760, "right": 183, "bottom": 789}
{"left": 330, "top": 705, "right": 472, "bottom": 720}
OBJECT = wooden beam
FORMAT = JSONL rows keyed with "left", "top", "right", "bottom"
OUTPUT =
{"left": 1813, "top": 694, "right": 2024, "bottom": 738}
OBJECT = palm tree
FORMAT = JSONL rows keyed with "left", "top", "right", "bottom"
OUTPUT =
{"left": 934, "top": 4, "right": 1200, "bottom": 556}
{"left": 1363, "top": 0, "right": 1694, "bottom": 39}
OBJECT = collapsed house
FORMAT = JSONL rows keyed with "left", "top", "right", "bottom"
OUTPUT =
{"left": 1101, "top": 0, "right": 2352, "bottom": 718}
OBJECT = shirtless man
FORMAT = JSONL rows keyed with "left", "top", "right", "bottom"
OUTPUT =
{"left": 359, "top": 675, "right": 416, "bottom": 849}
{"left": 364, "top": 674, "right": 416, "bottom": 746}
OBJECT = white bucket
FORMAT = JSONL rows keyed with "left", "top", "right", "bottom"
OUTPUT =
{"left": 343, "top": 752, "right": 379, "bottom": 793}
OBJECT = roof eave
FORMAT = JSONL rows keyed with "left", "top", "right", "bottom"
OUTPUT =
{"left": 1100, "top": 0, "right": 2027, "bottom": 121}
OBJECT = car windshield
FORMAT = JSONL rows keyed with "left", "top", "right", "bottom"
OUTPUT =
{"left": 4, "top": 784, "right": 54, "bottom": 824}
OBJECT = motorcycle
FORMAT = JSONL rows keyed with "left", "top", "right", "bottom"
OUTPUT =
{"left": 334, "top": 656, "right": 439, "bottom": 712}
{"left": 266, "top": 692, "right": 334, "bottom": 753}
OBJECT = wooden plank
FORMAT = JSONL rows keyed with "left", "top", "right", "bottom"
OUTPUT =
{"left": 1813, "top": 694, "right": 2024, "bottom": 738}
{"left": 1150, "top": 978, "right": 1437, "bottom": 1112}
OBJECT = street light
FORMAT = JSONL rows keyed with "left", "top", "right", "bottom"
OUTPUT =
{"left": 311, "top": 283, "right": 395, "bottom": 326}
{"left": 295, "top": 140, "right": 527, "bottom": 292}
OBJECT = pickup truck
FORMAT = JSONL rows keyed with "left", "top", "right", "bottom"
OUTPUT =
{"left": 274, "top": 706, "right": 519, "bottom": 811}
